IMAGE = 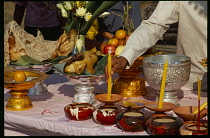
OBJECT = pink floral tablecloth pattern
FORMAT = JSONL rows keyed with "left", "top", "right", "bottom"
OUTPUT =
{"left": 4, "top": 73, "right": 207, "bottom": 136}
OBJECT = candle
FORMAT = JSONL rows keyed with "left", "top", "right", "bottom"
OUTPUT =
{"left": 158, "top": 59, "right": 168, "bottom": 109}
{"left": 107, "top": 53, "right": 112, "bottom": 100}
{"left": 192, "top": 101, "right": 207, "bottom": 114}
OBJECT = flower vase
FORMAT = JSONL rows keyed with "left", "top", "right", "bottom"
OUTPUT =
{"left": 72, "top": 35, "right": 86, "bottom": 54}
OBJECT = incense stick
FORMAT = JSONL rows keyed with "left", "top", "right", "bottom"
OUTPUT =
{"left": 189, "top": 106, "right": 192, "bottom": 113}
{"left": 197, "top": 76, "right": 201, "bottom": 130}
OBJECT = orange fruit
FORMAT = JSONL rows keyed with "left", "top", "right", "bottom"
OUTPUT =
{"left": 107, "top": 38, "right": 119, "bottom": 47}
{"left": 118, "top": 39, "right": 126, "bottom": 46}
{"left": 115, "top": 30, "right": 127, "bottom": 40}
{"left": 13, "top": 70, "right": 27, "bottom": 82}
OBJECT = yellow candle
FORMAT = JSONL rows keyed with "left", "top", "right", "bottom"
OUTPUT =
{"left": 158, "top": 59, "right": 168, "bottom": 109}
{"left": 192, "top": 101, "right": 207, "bottom": 114}
{"left": 107, "top": 53, "right": 112, "bottom": 100}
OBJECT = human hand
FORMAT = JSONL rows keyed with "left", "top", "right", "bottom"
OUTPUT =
{"left": 105, "top": 56, "right": 128, "bottom": 83}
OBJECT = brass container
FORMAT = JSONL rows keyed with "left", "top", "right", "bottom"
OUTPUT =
{"left": 112, "top": 52, "right": 165, "bottom": 97}
{"left": 4, "top": 70, "right": 48, "bottom": 111}
{"left": 5, "top": 83, "right": 35, "bottom": 111}
{"left": 112, "top": 56, "right": 148, "bottom": 97}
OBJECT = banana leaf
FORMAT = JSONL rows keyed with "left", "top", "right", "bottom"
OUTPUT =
{"left": 53, "top": 54, "right": 108, "bottom": 76}
{"left": 10, "top": 55, "right": 70, "bottom": 66}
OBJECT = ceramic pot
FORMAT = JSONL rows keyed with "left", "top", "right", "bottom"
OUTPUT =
{"left": 93, "top": 107, "right": 119, "bottom": 125}
{"left": 173, "top": 106, "right": 207, "bottom": 121}
{"left": 64, "top": 103, "right": 94, "bottom": 121}
{"left": 180, "top": 123, "right": 208, "bottom": 135}
{"left": 116, "top": 110, "right": 146, "bottom": 132}
{"left": 146, "top": 115, "right": 183, "bottom": 135}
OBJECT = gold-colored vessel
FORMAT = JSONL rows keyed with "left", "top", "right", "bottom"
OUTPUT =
{"left": 112, "top": 52, "right": 165, "bottom": 97}
{"left": 112, "top": 56, "right": 148, "bottom": 97}
{"left": 4, "top": 70, "right": 48, "bottom": 111}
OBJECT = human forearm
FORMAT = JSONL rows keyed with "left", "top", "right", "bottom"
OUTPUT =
{"left": 119, "top": 1, "right": 179, "bottom": 67}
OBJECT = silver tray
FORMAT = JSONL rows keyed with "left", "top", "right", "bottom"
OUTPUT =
{"left": 13, "top": 63, "right": 52, "bottom": 73}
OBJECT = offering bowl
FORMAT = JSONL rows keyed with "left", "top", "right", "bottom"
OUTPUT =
{"left": 173, "top": 106, "right": 208, "bottom": 121}
{"left": 143, "top": 54, "right": 191, "bottom": 106}
{"left": 118, "top": 99, "right": 149, "bottom": 110}
{"left": 93, "top": 106, "right": 119, "bottom": 125}
{"left": 13, "top": 63, "right": 52, "bottom": 95}
{"left": 64, "top": 103, "right": 94, "bottom": 121}
{"left": 146, "top": 115, "right": 183, "bottom": 135}
{"left": 112, "top": 56, "right": 148, "bottom": 97}
{"left": 116, "top": 110, "right": 146, "bottom": 132}
{"left": 4, "top": 70, "right": 48, "bottom": 111}
{"left": 95, "top": 94, "right": 123, "bottom": 108}
{"left": 180, "top": 122, "right": 208, "bottom": 135}
{"left": 145, "top": 101, "right": 176, "bottom": 117}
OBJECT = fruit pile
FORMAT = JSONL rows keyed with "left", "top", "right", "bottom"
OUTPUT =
{"left": 100, "top": 30, "right": 130, "bottom": 56}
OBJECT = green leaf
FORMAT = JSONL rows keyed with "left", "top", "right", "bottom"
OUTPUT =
{"left": 94, "top": 54, "right": 108, "bottom": 75}
{"left": 10, "top": 55, "right": 71, "bottom": 66}
{"left": 85, "top": 1, "right": 95, "bottom": 12}
{"left": 63, "top": 20, "right": 78, "bottom": 34}
{"left": 53, "top": 54, "right": 109, "bottom": 76}
{"left": 80, "top": 1, "right": 119, "bottom": 35}
{"left": 10, "top": 55, "right": 43, "bottom": 66}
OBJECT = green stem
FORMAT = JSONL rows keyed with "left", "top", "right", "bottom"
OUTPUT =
{"left": 80, "top": 1, "right": 119, "bottom": 35}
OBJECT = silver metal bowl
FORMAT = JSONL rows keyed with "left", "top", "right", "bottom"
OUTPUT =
{"left": 143, "top": 55, "right": 191, "bottom": 106}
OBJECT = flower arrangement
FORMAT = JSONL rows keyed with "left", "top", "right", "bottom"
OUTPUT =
{"left": 56, "top": 1, "right": 118, "bottom": 52}
{"left": 56, "top": 1, "right": 118, "bottom": 36}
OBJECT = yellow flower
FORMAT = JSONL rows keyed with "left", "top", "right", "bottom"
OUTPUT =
{"left": 86, "top": 19, "right": 98, "bottom": 40}
{"left": 63, "top": 1, "right": 72, "bottom": 10}
{"left": 57, "top": 3, "right": 68, "bottom": 18}
{"left": 76, "top": 1, "right": 86, "bottom": 8}
{"left": 84, "top": 12, "right": 92, "bottom": 21}
{"left": 76, "top": 7, "right": 86, "bottom": 17}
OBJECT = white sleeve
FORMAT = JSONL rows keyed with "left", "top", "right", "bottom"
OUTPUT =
{"left": 119, "top": 1, "right": 179, "bottom": 67}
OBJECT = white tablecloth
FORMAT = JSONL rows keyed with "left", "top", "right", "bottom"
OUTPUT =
{"left": 4, "top": 73, "right": 207, "bottom": 136}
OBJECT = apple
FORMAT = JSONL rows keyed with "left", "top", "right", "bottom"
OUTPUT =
{"left": 100, "top": 42, "right": 108, "bottom": 53}
{"left": 104, "top": 44, "right": 116, "bottom": 55}
{"left": 118, "top": 39, "right": 126, "bottom": 46}
{"left": 115, "top": 45, "right": 125, "bottom": 56}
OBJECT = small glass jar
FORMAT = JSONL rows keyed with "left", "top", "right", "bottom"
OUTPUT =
{"left": 116, "top": 110, "right": 146, "bottom": 132}
{"left": 93, "top": 107, "right": 119, "bottom": 125}
{"left": 64, "top": 103, "right": 94, "bottom": 121}
{"left": 146, "top": 115, "right": 183, "bottom": 135}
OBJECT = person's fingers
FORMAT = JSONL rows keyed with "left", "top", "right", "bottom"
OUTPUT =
{"left": 105, "top": 56, "right": 128, "bottom": 83}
